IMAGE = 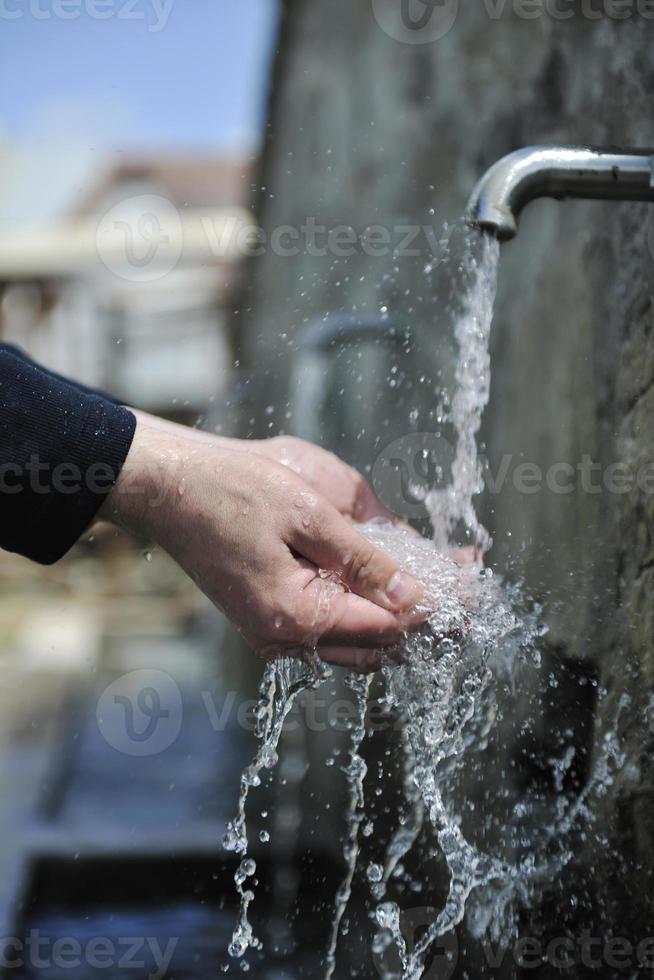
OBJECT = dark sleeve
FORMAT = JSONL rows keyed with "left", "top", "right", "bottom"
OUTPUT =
{"left": 0, "top": 344, "right": 136, "bottom": 565}
{"left": 0, "top": 343, "right": 125, "bottom": 402}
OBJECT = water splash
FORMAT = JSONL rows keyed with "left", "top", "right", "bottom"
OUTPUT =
{"left": 375, "top": 725, "right": 425, "bottom": 902}
{"left": 223, "top": 233, "right": 516, "bottom": 975}
{"left": 223, "top": 231, "right": 612, "bottom": 977}
{"left": 466, "top": 690, "right": 633, "bottom": 945}
{"left": 358, "top": 519, "right": 533, "bottom": 978}
{"left": 323, "top": 672, "right": 373, "bottom": 979}
{"left": 223, "top": 655, "right": 328, "bottom": 960}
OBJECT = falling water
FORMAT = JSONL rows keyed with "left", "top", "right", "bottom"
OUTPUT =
{"left": 223, "top": 655, "right": 328, "bottom": 960}
{"left": 223, "top": 232, "right": 620, "bottom": 977}
{"left": 427, "top": 234, "right": 500, "bottom": 553}
{"left": 374, "top": 725, "right": 425, "bottom": 902}
{"left": 359, "top": 520, "right": 531, "bottom": 980}
{"left": 323, "top": 672, "right": 373, "bottom": 980}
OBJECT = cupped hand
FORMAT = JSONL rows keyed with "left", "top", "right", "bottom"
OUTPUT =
{"left": 102, "top": 421, "right": 425, "bottom": 672}
{"left": 130, "top": 413, "right": 396, "bottom": 525}
{"left": 250, "top": 435, "right": 395, "bottom": 523}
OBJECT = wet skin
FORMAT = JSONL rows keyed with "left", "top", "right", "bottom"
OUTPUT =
{"left": 101, "top": 413, "right": 426, "bottom": 672}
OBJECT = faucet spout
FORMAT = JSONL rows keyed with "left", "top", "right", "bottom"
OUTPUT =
{"left": 465, "top": 145, "right": 654, "bottom": 241}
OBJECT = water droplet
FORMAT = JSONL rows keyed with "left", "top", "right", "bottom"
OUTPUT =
{"left": 367, "top": 862, "right": 383, "bottom": 883}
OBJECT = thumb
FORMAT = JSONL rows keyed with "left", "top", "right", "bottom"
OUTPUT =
{"left": 290, "top": 503, "right": 423, "bottom": 613}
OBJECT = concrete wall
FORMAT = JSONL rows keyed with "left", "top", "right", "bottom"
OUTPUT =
{"left": 237, "top": 1, "right": 654, "bottom": 966}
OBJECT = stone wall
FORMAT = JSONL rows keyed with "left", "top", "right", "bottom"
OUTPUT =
{"left": 236, "top": 2, "right": 654, "bottom": 969}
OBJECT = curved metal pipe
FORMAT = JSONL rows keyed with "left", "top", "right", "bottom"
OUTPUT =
{"left": 465, "top": 145, "right": 654, "bottom": 241}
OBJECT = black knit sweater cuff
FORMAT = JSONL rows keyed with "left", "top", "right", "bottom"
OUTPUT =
{"left": 0, "top": 349, "right": 136, "bottom": 565}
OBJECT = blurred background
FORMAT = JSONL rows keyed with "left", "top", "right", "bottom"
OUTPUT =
{"left": 1, "top": 2, "right": 654, "bottom": 978}
{"left": 0, "top": 4, "right": 294, "bottom": 977}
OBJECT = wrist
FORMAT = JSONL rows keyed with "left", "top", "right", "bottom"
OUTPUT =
{"left": 99, "top": 420, "right": 178, "bottom": 539}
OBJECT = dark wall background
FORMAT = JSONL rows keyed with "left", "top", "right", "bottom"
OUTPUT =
{"left": 235, "top": 2, "right": 654, "bottom": 969}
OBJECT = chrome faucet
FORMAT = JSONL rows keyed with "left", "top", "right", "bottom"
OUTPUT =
{"left": 465, "top": 145, "right": 654, "bottom": 241}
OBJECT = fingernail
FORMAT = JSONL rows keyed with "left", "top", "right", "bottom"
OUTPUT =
{"left": 386, "top": 571, "right": 423, "bottom": 608}
{"left": 399, "top": 606, "right": 428, "bottom": 628}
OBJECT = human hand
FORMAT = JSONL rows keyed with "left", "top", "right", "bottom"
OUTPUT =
{"left": 130, "top": 414, "right": 396, "bottom": 525}
{"left": 250, "top": 435, "right": 395, "bottom": 523}
{"left": 102, "top": 421, "right": 425, "bottom": 672}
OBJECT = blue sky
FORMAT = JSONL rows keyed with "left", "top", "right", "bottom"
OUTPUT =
{"left": 0, "top": 0, "right": 279, "bottom": 151}
{"left": 0, "top": 1, "right": 279, "bottom": 224}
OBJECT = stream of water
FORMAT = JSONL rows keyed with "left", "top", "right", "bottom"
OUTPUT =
{"left": 222, "top": 234, "right": 620, "bottom": 978}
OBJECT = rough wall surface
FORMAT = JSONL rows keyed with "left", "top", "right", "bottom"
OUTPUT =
{"left": 238, "top": 3, "right": 654, "bottom": 968}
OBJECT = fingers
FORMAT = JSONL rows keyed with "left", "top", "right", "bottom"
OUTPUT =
{"left": 450, "top": 546, "right": 480, "bottom": 567}
{"left": 317, "top": 647, "right": 383, "bottom": 674}
{"left": 349, "top": 471, "right": 398, "bottom": 523}
{"left": 289, "top": 502, "right": 424, "bottom": 614}
{"left": 256, "top": 643, "right": 382, "bottom": 673}
{"left": 255, "top": 586, "right": 424, "bottom": 669}
{"left": 316, "top": 591, "right": 425, "bottom": 647}
{"left": 263, "top": 583, "right": 425, "bottom": 651}
{"left": 266, "top": 437, "right": 395, "bottom": 524}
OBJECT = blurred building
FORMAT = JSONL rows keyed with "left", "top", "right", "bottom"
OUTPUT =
{"left": 0, "top": 153, "right": 258, "bottom": 421}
